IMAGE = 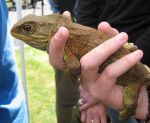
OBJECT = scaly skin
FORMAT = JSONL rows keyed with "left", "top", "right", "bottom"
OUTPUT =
{"left": 11, "top": 14, "right": 150, "bottom": 120}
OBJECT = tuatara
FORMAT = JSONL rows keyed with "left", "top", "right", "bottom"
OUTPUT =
{"left": 11, "top": 14, "right": 150, "bottom": 120}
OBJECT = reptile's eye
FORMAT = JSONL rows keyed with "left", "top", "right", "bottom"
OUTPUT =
{"left": 22, "top": 24, "right": 32, "bottom": 31}
{"left": 22, "top": 24, "right": 33, "bottom": 33}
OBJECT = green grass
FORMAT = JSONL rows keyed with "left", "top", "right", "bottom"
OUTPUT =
{"left": 15, "top": 46, "right": 57, "bottom": 123}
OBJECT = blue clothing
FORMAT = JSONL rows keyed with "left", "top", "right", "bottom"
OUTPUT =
{"left": 108, "top": 108, "right": 137, "bottom": 123}
{"left": 48, "top": 0, "right": 60, "bottom": 13}
{"left": 0, "top": 1, "right": 28, "bottom": 123}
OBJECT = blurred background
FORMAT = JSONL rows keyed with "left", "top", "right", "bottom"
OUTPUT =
{"left": 6, "top": 0, "right": 57, "bottom": 123}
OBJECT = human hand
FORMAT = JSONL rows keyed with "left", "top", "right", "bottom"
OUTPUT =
{"left": 79, "top": 86, "right": 108, "bottom": 123}
{"left": 78, "top": 22, "right": 119, "bottom": 123}
{"left": 81, "top": 103, "right": 107, "bottom": 123}
{"left": 49, "top": 11, "right": 71, "bottom": 69}
{"left": 79, "top": 22, "right": 119, "bottom": 110}
{"left": 79, "top": 23, "right": 148, "bottom": 119}
{"left": 79, "top": 86, "right": 99, "bottom": 111}
{"left": 49, "top": 26, "right": 68, "bottom": 69}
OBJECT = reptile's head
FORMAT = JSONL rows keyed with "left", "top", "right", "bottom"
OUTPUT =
{"left": 11, "top": 14, "right": 54, "bottom": 51}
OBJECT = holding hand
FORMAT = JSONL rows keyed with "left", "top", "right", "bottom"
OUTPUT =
{"left": 81, "top": 103, "right": 107, "bottom": 123}
{"left": 48, "top": 11, "right": 149, "bottom": 121}
{"left": 79, "top": 24, "right": 148, "bottom": 120}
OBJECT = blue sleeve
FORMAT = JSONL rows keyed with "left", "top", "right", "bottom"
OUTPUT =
{"left": 0, "top": 1, "right": 28, "bottom": 123}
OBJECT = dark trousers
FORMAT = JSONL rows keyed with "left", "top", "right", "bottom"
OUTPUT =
{"left": 55, "top": 69, "right": 79, "bottom": 123}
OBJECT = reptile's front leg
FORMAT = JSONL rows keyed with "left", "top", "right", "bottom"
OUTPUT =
{"left": 119, "top": 84, "right": 140, "bottom": 120}
{"left": 64, "top": 47, "right": 81, "bottom": 83}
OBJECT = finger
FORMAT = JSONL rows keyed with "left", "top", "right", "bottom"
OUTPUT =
{"left": 95, "top": 104, "right": 107, "bottom": 123}
{"left": 81, "top": 111, "right": 86, "bottom": 123}
{"left": 98, "top": 22, "right": 119, "bottom": 36}
{"left": 79, "top": 98, "right": 99, "bottom": 111}
{"left": 90, "top": 50, "right": 143, "bottom": 108}
{"left": 80, "top": 103, "right": 90, "bottom": 111}
{"left": 99, "top": 50, "right": 143, "bottom": 87}
{"left": 100, "top": 111, "right": 107, "bottom": 123}
{"left": 93, "top": 114, "right": 100, "bottom": 123}
{"left": 135, "top": 86, "right": 148, "bottom": 119}
{"left": 86, "top": 111, "right": 92, "bottom": 123}
{"left": 49, "top": 27, "right": 69, "bottom": 69}
{"left": 80, "top": 32, "right": 128, "bottom": 82}
{"left": 63, "top": 11, "right": 71, "bottom": 19}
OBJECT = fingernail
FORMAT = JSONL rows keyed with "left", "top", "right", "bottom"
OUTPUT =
{"left": 117, "top": 32, "right": 128, "bottom": 43}
{"left": 135, "top": 50, "right": 143, "bottom": 58}
{"left": 113, "top": 28, "right": 119, "bottom": 34}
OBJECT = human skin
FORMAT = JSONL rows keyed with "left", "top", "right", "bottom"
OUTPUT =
{"left": 78, "top": 25, "right": 148, "bottom": 119}
{"left": 48, "top": 17, "right": 148, "bottom": 121}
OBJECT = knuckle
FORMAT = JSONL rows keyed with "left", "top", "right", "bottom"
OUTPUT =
{"left": 80, "top": 57, "right": 96, "bottom": 72}
{"left": 103, "top": 66, "right": 116, "bottom": 79}
{"left": 93, "top": 111, "right": 99, "bottom": 116}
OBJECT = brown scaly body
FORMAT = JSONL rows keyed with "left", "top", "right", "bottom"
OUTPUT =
{"left": 11, "top": 14, "right": 150, "bottom": 120}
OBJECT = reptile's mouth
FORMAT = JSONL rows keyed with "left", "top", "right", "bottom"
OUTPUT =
{"left": 11, "top": 31, "right": 47, "bottom": 43}
{"left": 11, "top": 31, "right": 34, "bottom": 42}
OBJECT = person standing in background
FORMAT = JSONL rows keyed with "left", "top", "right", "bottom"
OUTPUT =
{"left": 0, "top": 1, "right": 29, "bottom": 123}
